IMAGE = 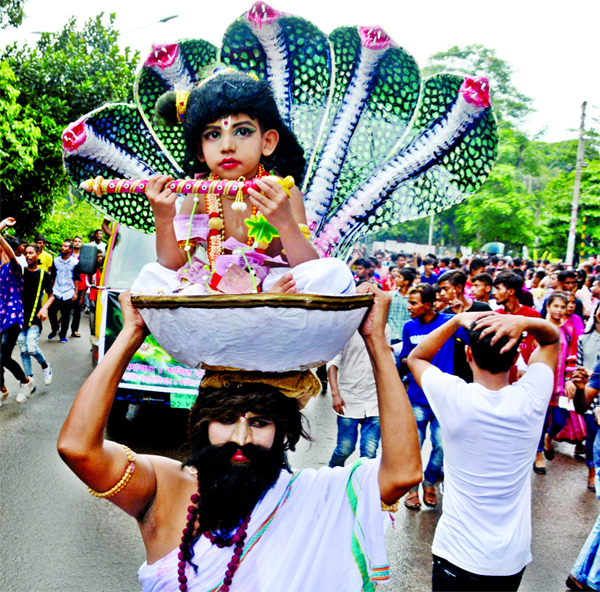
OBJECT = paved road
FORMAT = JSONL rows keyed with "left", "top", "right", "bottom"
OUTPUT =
{"left": 1, "top": 319, "right": 597, "bottom": 591}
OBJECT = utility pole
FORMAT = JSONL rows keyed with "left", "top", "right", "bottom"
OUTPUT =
{"left": 565, "top": 101, "right": 587, "bottom": 267}
{"left": 428, "top": 213, "right": 434, "bottom": 252}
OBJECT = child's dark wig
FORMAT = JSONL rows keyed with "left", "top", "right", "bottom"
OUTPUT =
{"left": 187, "top": 382, "right": 310, "bottom": 455}
{"left": 154, "top": 69, "right": 306, "bottom": 182}
{"left": 468, "top": 321, "right": 522, "bottom": 374}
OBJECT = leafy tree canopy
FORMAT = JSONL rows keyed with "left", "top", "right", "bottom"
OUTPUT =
{"left": 37, "top": 194, "right": 104, "bottom": 255}
{"left": 0, "top": 0, "right": 26, "bottom": 29}
{"left": 454, "top": 163, "right": 536, "bottom": 249}
{"left": 0, "top": 60, "right": 41, "bottom": 189}
{"left": 539, "top": 160, "right": 600, "bottom": 258}
{"left": 1, "top": 12, "right": 140, "bottom": 238}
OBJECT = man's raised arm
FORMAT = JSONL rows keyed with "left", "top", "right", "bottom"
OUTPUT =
{"left": 57, "top": 291, "right": 159, "bottom": 520}
{"left": 357, "top": 284, "right": 422, "bottom": 505}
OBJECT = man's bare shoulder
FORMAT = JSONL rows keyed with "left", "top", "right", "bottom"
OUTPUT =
{"left": 143, "top": 454, "right": 195, "bottom": 489}
{"left": 138, "top": 455, "right": 197, "bottom": 563}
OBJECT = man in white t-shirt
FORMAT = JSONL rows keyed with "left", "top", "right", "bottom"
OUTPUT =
{"left": 327, "top": 327, "right": 391, "bottom": 467}
{"left": 86, "top": 229, "right": 106, "bottom": 254}
{"left": 407, "top": 311, "right": 559, "bottom": 591}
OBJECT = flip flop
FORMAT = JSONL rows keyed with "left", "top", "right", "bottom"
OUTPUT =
{"left": 423, "top": 486, "right": 438, "bottom": 507}
{"left": 404, "top": 491, "right": 421, "bottom": 510}
{"left": 588, "top": 482, "right": 596, "bottom": 492}
{"left": 566, "top": 574, "right": 592, "bottom": 590}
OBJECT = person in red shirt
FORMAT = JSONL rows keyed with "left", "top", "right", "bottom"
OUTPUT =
{"left": 465, "top": 257, "right": 486, "bottom": 299}
{"left": 493, "top": 271, "right": 541, "bottom": 375}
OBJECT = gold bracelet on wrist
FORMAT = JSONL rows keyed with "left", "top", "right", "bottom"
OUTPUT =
{"left": 88, "top": 445, "right": 136, "bottom": 499}
{"left": 298, "top": 224, "right": 311, "bottom": 241}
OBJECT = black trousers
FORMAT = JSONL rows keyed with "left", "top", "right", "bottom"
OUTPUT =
{"left": 49, "top": 297, "right": 73, "bottom": 339}
{"left": 1, "top": 323, "right": 27, "bottom": 388}
{"left": 71, "top": 298, "right": 81, "bottom": 333}
{"left": 432, "top": 555, "right": 525, "bottom": 592}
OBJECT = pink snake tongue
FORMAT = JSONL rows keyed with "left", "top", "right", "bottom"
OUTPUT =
{"left": 247, "top": 1, "right": 282, "bottom": 28}
{"left": 62, "top": 117, "right": 87, "bottom": 152}
{"left": 460, "top": 76, "right": 491, "bottom": 109}
{"left": 358, "top": 26, "right": 394, "bottom": 50}
{"left": 143, "top": 42, "right": 180, "bottom": 70}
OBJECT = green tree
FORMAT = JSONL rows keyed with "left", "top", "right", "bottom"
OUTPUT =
{"left": 0, "top": 61, "right": 41, "bottom": 188}
{"left": 0, "top": 0, "right": 26, "bottom": 29}
{"left": 370, "top": 218, "right": 430, "bottom": 245}
{"left": 37, "top": 194, "right": 104, "bottom": 253}
{"left": 454, "top": 163, "right": 537, "bottom": 250}
{"left": 1, "top": 13, "right": 140, "bottom": 237}
{"left": 539, "top": 161, "right": 600, "bottom": 259}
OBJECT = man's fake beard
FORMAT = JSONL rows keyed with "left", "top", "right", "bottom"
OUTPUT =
{"left": 186, "top": 441, "right": 289, "bottom": 535}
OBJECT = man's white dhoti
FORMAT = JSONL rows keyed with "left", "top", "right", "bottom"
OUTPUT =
{"left": 138, "top": 458, "right": 390, "bottom": 592}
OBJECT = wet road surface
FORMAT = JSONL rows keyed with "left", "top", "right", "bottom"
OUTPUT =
{"left": 1, "top": 319, "right": 597, "bottom": 591}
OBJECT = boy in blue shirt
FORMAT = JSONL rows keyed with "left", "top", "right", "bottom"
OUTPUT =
{"left": 399, "top": 283, "right": 455, "bottom": 509}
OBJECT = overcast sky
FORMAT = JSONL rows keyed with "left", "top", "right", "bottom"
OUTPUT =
{"left": 4, "top": 0, "right": 599, "bottom": 143}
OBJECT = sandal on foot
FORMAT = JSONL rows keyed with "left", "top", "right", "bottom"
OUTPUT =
{"left": 566, "top": 574, "right": 591, "bottom": 590}
{"left": 423, "top": 486, "right": 438, "bottom": 507}
{"left": 588, "top": 482, "right": 596, "bottom": 491}
{"left": 404, "top": 491, "right": 421, "bottom": 510}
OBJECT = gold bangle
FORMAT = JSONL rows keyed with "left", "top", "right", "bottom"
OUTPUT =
{"left": 381, "top": 499, "right": 399, "bottom": 513}
{"left": 88, "top": 445, "right": 136, "bottom": 499}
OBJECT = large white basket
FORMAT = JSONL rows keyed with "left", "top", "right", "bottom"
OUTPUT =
{"left": 132, "top": 293, "right": 373, "bottom": 372}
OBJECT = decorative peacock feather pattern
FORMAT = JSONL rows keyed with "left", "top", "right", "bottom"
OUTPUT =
{"left": 62, "top": 1, "right": 498, "bottom": 256}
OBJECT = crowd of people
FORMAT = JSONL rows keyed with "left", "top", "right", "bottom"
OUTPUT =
{"left": 0, "top": 218, "right": 106, "bottom": 405}
{"left": 341, "top": 246, "right": 600, "bottom": 590}
{"left": 4, "top": 207, "right": 600, "bottom": 589}
{"left": 348, "top": 248, "right": 600, "bottom": 479}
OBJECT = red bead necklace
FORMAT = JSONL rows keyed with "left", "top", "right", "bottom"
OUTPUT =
{"left": 178, "top": 491, "right": 252, "bottom": 592}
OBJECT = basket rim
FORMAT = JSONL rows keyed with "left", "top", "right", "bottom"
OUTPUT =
{"left": 131, "top": 292, "right": 374, "bottom": 311}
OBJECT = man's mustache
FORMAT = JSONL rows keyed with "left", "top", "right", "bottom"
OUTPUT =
{"left": 191, "top": 441, "right": 283, "bottom": 468}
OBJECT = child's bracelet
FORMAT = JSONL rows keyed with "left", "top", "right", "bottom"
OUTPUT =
{"left": 299, "top": 224, "right": 311, "bottom": 241}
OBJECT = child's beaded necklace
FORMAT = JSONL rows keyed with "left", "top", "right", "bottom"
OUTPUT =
{"left": 204, "top": 164, "right": 267, "bottom": 272}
